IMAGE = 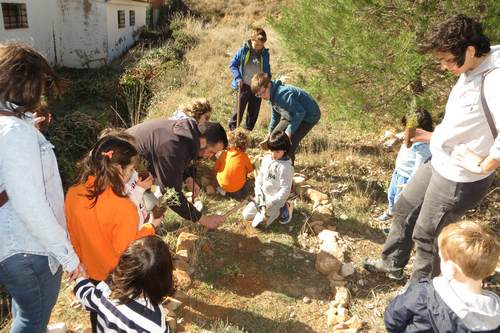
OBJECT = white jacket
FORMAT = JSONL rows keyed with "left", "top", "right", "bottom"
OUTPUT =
{"left": 255, "top": 154, "right": 293, "bottom": 209}
{"left": 431, "top": 45, "right": 500, "bottom": 182}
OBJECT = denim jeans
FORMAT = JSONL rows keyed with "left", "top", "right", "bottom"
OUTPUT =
{"left": 381, "top": 161, "right": 494, "bottom": 281}
{"left": 0, "top": 254, "right": 62, "bottom": 333}
{"left": 387, "top": 170, "right": 409, "bottom": 214}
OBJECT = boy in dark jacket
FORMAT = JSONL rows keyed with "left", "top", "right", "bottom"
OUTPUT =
{"left": 384, "top": 221, "right": 500, "bottom": 333}
{"left": 228, "top": 27, "right": 271, "bottom": 131}
{"left": 251, "top": 72, "right": 321, "bottom": 164}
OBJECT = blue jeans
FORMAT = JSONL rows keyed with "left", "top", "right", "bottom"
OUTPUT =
{"left": 387, "top": 170, "right": 409, "bottom": 213}
{"left": 0, "top": 254, "right": 62, "bottom": 333}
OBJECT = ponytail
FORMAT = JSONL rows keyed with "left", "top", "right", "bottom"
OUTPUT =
{"left": 75, "top": 135, "right": 138, "bottom": 206}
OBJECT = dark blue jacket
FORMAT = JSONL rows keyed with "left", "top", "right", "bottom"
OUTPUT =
{"left": 385, "top": 278, "right": 500, "bottom": 333}
{"left": 229, "top": 40, "right": 271, "bottom": 90}
{"left": 269, "top": 80, "right": 321, "bottom": 136}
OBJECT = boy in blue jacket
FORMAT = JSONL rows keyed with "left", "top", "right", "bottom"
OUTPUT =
{"left": 384, "top": 221, "right": 500, "bottom": 333}
{"left": 228, "top": 28, "right": 271, "bottom": 131}
{"left": 251, "top": 72, "right": 321, "bottom": 164}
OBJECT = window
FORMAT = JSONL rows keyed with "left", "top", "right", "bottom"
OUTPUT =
{"left": 117, "top": 10, "right": 125, "bottom": 28}
{"left": 129, "top": 10, "right": 135, "bottom": 26}
{"left": 2, "top": 3, "right": 28, "bottom": 29}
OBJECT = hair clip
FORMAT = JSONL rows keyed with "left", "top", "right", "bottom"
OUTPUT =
{"left": 101, "top": 150, "right": 114, "bottom": 159}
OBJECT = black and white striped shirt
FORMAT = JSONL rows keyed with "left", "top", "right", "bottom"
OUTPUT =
{"left": 74, "top": 278, "right": 169, "bottom": 333}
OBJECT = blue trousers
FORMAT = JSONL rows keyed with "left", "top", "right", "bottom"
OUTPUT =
{"left": 387, "top": 170, "right": 409, "bottom": 213}
{"left": 0, "top": 254, "right": 62, "bottom": 333}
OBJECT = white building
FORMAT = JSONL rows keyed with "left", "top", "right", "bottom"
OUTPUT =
{"left": 0, "top": 0, "right": 149, "bottom": 68}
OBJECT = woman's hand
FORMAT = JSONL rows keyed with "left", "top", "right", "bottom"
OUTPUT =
{"left": 451, "top": 145, "right": 485, "bottom": 174}
{"left": 136, "top": 173, "right": 153, "bottom": 190}
{"left": 411, "top": 128, "right": 432, "bottom": 143}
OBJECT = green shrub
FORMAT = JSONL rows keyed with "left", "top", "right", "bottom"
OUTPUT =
{"left": 45, "top": 112, "right": 103, "bottom": 188}
{"left": 272, "top": 0, "right": 500, "bottom": 123}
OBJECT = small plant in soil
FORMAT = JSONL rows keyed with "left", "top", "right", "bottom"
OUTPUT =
{"left": 404, "top": 100, "right": 419, "bottom": 148}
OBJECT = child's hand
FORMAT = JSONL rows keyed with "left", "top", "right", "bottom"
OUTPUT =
{"left": 185, "top": 177, "right": 201, "bottom": 199}
{"left": 137, "top": 173, "right": 153, "bottom": 190}
{"left": 67, "top": 263, "right": 87, "bottom": 282}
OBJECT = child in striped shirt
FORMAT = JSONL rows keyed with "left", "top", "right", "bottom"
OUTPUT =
{"left": 74, "top": 236, "right": 174, "bottom": 333}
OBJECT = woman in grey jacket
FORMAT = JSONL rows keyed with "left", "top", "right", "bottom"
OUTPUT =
{"left": 0, "top": 43, "right": 83, "bottom": 333}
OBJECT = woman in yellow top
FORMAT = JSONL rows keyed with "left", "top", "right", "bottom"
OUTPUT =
{"left": 214, "top": 128, "right": 254, "bottom": 199}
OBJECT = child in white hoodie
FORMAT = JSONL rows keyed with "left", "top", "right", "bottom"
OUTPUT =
{"left": 243, "top": 131, "right": 294, "bottom": 228}
{"left": 385, "top": 220, "right": 500, "bottom": 333}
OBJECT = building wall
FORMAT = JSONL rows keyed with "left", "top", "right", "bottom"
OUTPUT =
{"left": 106, "top": 0, "right": 147, "bottom": 64}
{"left": 0, "top": 0, "right": 60, "bottom": 64}
{"left": 0, "top": 0, "right": 148, "bottom": 68}
{"left": 57, "top": 0, "right": 108, "bottom": 68}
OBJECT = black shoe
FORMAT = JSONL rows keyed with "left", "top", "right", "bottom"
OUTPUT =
{"left": 362, "top": 258, "right": 405, "bottom": 281}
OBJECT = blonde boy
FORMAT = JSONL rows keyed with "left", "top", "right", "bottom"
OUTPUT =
{"left": 385, "top": 221, "right": 500, "bottom": 332}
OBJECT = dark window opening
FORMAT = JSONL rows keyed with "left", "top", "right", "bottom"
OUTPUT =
{"left": 2, "top": 3, "right": 28, "bottom": 30}
{"left": 117, "top": 10, "right": 125, "bottom": 28}
{"left": 129, "top": 10, "right": 135, "bottom": 26}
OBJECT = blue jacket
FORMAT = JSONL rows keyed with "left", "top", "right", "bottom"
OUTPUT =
{"left": 385, "top": 278, "right": 500, "bottom": 333}
{"left": 229, "top": 40, "right": 271, "bottom": 90}
{"left": 268, "top": 80, "right": 321, "bottom": 136}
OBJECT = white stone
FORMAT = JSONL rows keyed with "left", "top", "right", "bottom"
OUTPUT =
{"left": 341, "top": 263, "right": 355, "bottom": 277}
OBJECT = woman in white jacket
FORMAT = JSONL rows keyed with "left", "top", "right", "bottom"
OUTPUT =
{"left": 364, "top": 15, "right": 500, "bottom": 282}
{"left": 0, "top": 43, "right": 84, "bottom": 333}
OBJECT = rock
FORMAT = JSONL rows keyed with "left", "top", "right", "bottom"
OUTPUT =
{"left": 173, "top": 258, "right": 190, "bottom": 272}
{"left": 176, "top": 232, "right": 199, "bottom": 254}
{"left": 166, "top": 316, "right": 177, "bottom": 330}
{"left": 315, "top": 251, "right": 342, "bottom": 275}
{"left": 310, "top": 220, "right": 324, "bottom": 228}
{"left": 302, "top": 296, "right": 311, "bottom": 304}
{"left": 293, "top": 175, "right": 306, "bottom": 186}
{"left": 316, "top": 205, "right": 334, "bottom": 216}
{"left": 312, "top": 210, "right": 332, "bottom": 222}
{"left": 334, "top": 287, "right": 350, "bottom": 307}
{"left": 326, "top": 307, "right": 338, "bottom": 326}
{"left": 263, "top": 249, "right": 274, "bottom": 257}
{"left": 173, "top": 269, "right": 192, "bottom": 290}
{"left": 176, "top": 250, "right": 188, "bottom": 261}
{"left": 340, "top": 214, "right": 348, "bottom": 220}
{"left": 319, "top": 230, "right": 345, "bottom": 261}
{"left": 313, "top": 225, "right": 325, "bottom": 234}
{"left": 289, "top": 312, "right": 296, "bottom": 318}
{"left": 357, "top": 279, "right": 366, "bottom": 287}
{"left": 205, "top": 185, "right": 215, "bottom": 194}
{"left": 307, "top": 188, "right": 329, "bottom": 204}
{"left": 321, "top": 199, "right": 330, "bottom": 205}
{"left": 46, "top": 323, "right": 67, "bottom": 333}
{"left": 340, "top": 263, "right": 355, "bottom": 277}
{"left": 165, "top": 297, "right": 183, "bottom": 311}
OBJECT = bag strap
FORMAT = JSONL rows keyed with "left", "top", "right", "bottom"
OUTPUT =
{"left": 480, "top": 67, "right": 498, "bottom": 139}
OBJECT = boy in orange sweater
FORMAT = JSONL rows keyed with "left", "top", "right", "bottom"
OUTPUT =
{"left": 214, "top": 128, "right": 254, "bottom": 199}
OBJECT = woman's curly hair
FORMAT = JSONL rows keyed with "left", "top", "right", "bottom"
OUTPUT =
{"left": 178, "top": 98, "right": 212, "bottom": 123}
{"left": 419, "top": 14, "right": 490, "bottom": 67}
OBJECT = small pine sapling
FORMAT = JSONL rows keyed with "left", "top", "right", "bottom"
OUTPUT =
{"left": 404, "top": 99, "right": 419, "bottom": 148}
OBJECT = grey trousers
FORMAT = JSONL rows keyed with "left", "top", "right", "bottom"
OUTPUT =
{"left": 381, "top": 161, "right": 494, "bottom": 281}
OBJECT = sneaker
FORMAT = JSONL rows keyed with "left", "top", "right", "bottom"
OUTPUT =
{"left": 279, "top": 202, "right": 293, "bottom": 225}
{"left": 216, "top": 186, "right": 226, "bottom": 196}
{"left": 362, "top": 258, "right": 405, "bottom": 281}
{"left": 377, "top": 211, "right": 393, "bottom": 221}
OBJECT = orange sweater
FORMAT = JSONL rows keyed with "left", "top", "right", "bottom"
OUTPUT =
{"left": 214, "top": 148, "right": 254, "bottom": 192}
{"left": 65, "top": 177, "right": 155, "bottom": 281}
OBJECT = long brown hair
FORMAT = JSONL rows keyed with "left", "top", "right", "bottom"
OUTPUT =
{"left": 106, "top": 236, "right": 174, "bottom": 305}
{"left": 0, "top": 43, "right": 63, "bottom": 116}
{"left": 75, "top": 135, "right": 138, "bottom": 206}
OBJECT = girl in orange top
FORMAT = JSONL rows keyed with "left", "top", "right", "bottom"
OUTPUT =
{"left": 214, "top": 128, "right": 254, "bottom": 199}
{"left": 65, "top": 135, "right": 159, "bottom": 283}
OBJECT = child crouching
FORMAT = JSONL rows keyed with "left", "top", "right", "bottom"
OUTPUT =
{"left": 243, "top": 131, "right": 294, "bottom": 227}
{"left": 214, "top": 127, "right": 254, "bottom": 199}
{"left": 74, "top": 236, "right": 174, "bottom": 333}
{"left": 384, "top": 221, "right": 500, "bottom": 333}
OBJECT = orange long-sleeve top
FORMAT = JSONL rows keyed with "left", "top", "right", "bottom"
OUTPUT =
{"left": 214, "top": 148, "right": 254, "bottom": 193}
{"left": 65, "top": 177, "right": 155, "bottom": 281}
